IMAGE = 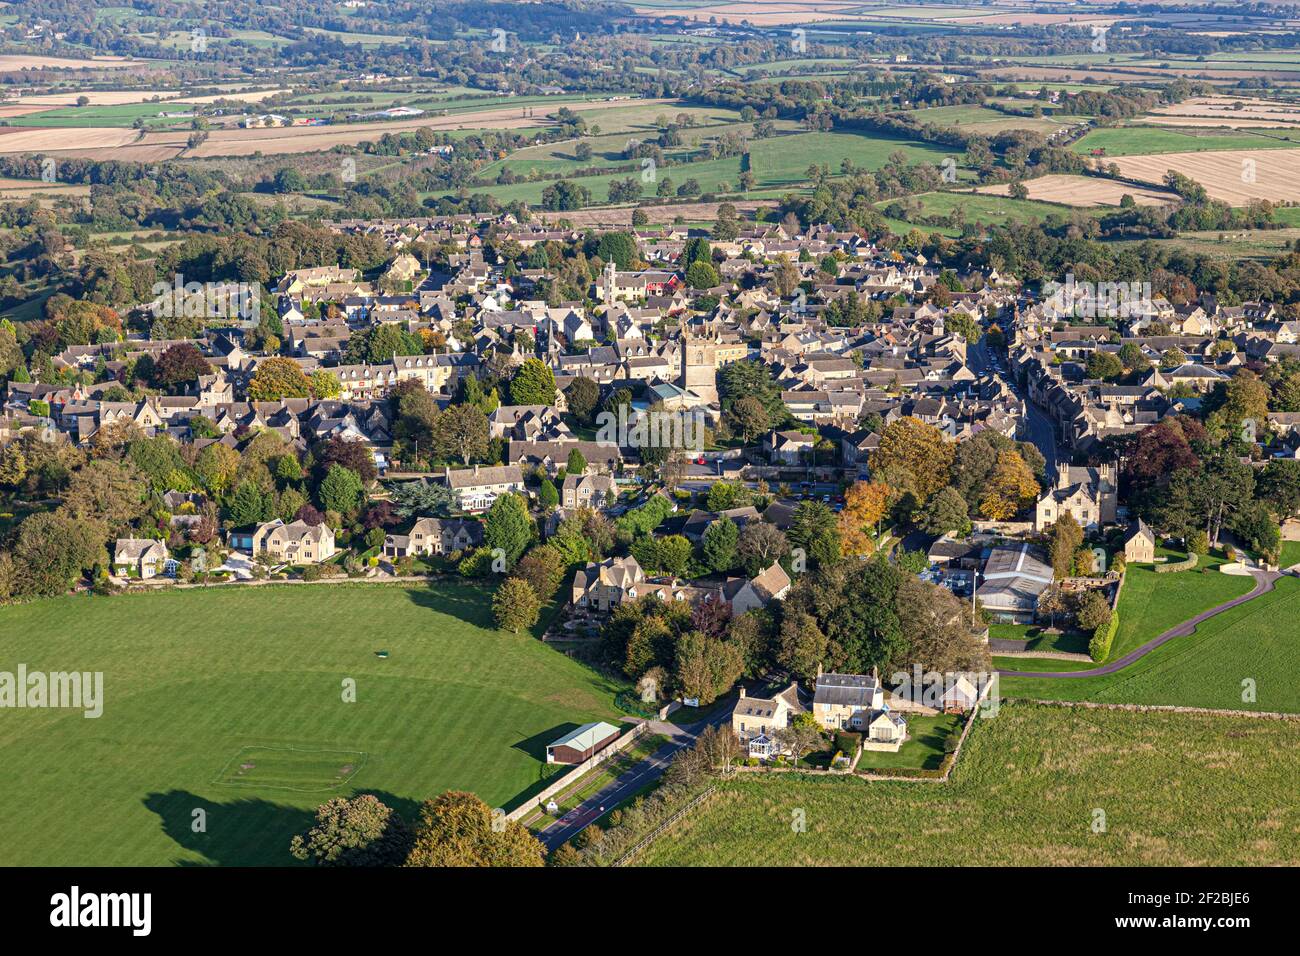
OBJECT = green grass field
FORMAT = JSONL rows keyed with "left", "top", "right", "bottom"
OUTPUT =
{"left": 451, "top": 129, "right": 954, "bottom": 207}
{"left": 639, "top": 702, "right": 1300, "bottom": 866}
{"left": 0, "top": 582, "right": 627, "bottom": 865}
{"left": 1000, "top": 576, "right": 1300, "bottom": 713}
{"left": 13, "top": 103, "right": 197, "bottom": 129}
{"left": 1107, "top": 556, "right": 1254, "bottom": 661}
{"left": 1073, "top": 126, "right": 1300, "bottom": 157}
{"left": 880, "top": 190, "right": 1099, "bottom": 227}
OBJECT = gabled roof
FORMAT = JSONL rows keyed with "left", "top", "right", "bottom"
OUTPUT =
{"left": 548, "top": 721, "right": 620, "bottom": 752}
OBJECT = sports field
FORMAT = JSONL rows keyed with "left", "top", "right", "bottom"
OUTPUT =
{"left": 638, "top": 702, "right": 1300, "bottom": 866}
{"left": 0, "top": 582, "right": 626, "bottom": 866}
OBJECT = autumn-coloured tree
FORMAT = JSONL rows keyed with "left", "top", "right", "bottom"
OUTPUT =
{"left": 1048, "top": 511, "right": 1084, "bottom": 580}
{"left": 979, "top": 450, "right": 1039, "bottom": 520}
{"left": 248, "top": 357, "right": 312, "bottom": 401}
{"left": 838, "top": 480, "right": 891, "bottom": 556}
{"left": 290, "top": 794, "right": 412, "bottom": 867}
{"left": 151, "top": 343, "right": 212, "bottom": 390}
{"left": 869, "top": 417, "right": 954, "bottom": 502}
{"left": 405, "top": 791, "right": 544, "bottom": 867}
{"left": 493, "top": 577, "right": 541, "bottom": 634}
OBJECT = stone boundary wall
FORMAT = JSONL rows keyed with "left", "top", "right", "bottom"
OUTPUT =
{"left": 504, "top": 722, "right": 648, "bottom": 823}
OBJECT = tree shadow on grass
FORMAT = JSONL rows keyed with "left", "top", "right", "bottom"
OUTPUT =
{"left": 405, "top": 579, "right": 496, "bottom": 628}
{"left": 144, "top": 789, "right": 426, "bottom": 867}
{"left": 499, "top": 723, "right": 581, "bottom": 812}
{"left": 405, "top": 577, "right": 570, "bottom": 643}
{"left": 143, "top": 791, "right": 316, "bottom": 867}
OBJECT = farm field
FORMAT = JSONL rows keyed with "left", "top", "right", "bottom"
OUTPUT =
{"left": 0, "top": 98, "right": 675, "bottom": 161}
{"left": 1146, "top": 95, "right": 1300, "bottom": 127}
{"left": 535, "top": 199, "right": 779, "bottom": 227}
{"left": 974, "top": 174, "right": 1178, "bottom": 207}
{"left": 476, "top": 111, "right": 796, "bottom": 181}
{"left": 0, "top": 53, "right": 136, "bottom": 69}
{"left": 1122, "top": 226, "right": 1300, "bottom": 260}
{"left": 0, "top": 582, "right": 627, "bottom": 866}
{"left": 12, "top": 103, "right": 199, "bottom": 129}
{"left": 1073, "top": 126, "right": 1300, "bottom": 156}
{"left": 900, "top": 104, "right": 1073, "bottom": 136}
{"left": 639, "top": 702, "right": 1300, "bottom": 866}
{"left": 1108, "top": 148, "right": 1300, "bottom": 204}
{"left": 184, "top": 98, "right": 673, "bottom": 158}
{"left": 0, "top": 177, "right": 90, "bottom": 200}
{"left": 462, "top": 129, "right": 953, "bottom": 207}
{"left": 880, "top": 190, "right": 1106, "bottom": 227}
{"left": 1000, "top": 576, "right": 1300, "bottom": 713}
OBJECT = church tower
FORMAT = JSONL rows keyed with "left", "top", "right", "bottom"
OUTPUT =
{"left": 679, "top": 321, "right": 719, "bottom": 404}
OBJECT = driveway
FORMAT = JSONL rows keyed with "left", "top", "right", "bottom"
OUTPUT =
{"left": 1000, "top": 568, "right": 1282, "bottom": 679}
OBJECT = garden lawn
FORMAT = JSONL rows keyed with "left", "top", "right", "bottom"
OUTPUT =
{"left": 855, "top": 712, "right": 961, "bottom": 771}
{"left": 639, "top": 702, "right": 1300, "bottom": 866}
{"left": 0, "top": 582, "right": 627, "bottom": 866}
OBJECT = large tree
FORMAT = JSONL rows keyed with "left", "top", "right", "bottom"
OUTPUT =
{"left": 290, "top": 795, "right": 413, "bottom": 867}
{"left": 702, "top": 515, "right": 739, "bottom": 573}
{"left": 509, "top": 358, "right": 557, "bottom": 406}
{"left": 435, "top": 403, "right": 489, "bottom": 465}
{"left": 564, "top": 376, "right": 600, "bottom": 424}
{"left": 391, "top": 480, "right": 454, "bottom": 518}
{"left": 673, "top": 630, "right": 744, "bottom": 705}
{"left": 151, "top": 343, "right": 211, "bottom": 391}
{"left": 494, "top": 577, "right": 541, "bottom": 633}
{"left": 869, "top": 417, "right": 954, "bottom": 502}
{"left": 1047, "top": 512, "right": 1083, "bottom": 580}
{"left": 788, "top": 500, "right": 840, "bottom": 567}
{"left": 13, "top": 511, "right": 108, "bottom": 596}
{"left": 317, "top": 464, "right": 364, "bottom": 517}
{"left": 736, "top": 521, "right": 789, "bottom": 576}
{"left": 404, "top": 791, "right": 544, "bottom": 867}
{"left": 979, "top": 450, "right": 1039, "bottom": 520}
{"left": 484, "top": 493, "right": 533, "bottom": 566}
{"left": 248, "top": 357, "right": 312, "bottom": 401}
{"left": 62, "top": 458, "right": 147, "bottom": 535}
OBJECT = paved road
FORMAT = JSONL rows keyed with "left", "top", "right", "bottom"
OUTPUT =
{"left": 969, "top": 335, "right": 1058, "bottom": 481}
{"left": 535, "top": 711, "right": 729, "bottom": 851}
{"left": 1000, "top": 568, "right": 1282, "bottom": 679}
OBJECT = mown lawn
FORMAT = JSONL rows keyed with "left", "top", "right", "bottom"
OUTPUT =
{"left": 855, "top": 712, "right": 961, "bottom": 771}
{"left": 1000, "top": 577, "right": 1300, "bottom": 713}
{"left": 0, "top": 582, "right": 626, "bottom": 865}
{"left": 639, "top": 702, "right": 1300, "bottom": 866}
{"left": 1107, "top": 555, "right": 1254, "bottom": 661}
